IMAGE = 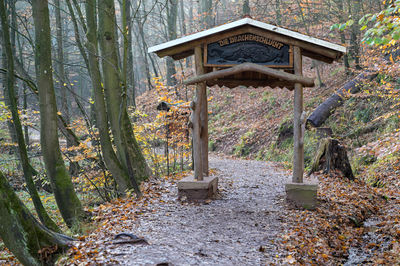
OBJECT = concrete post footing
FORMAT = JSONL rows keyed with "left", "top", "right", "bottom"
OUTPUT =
{"left": 285, "top": 180, "right": 318, "bottom": 210}
{"left": 178, "top": 175, "right": 218, "bottom": 202}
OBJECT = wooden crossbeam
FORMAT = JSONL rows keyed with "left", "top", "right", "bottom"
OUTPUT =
{"left": 183, "top": 62, "right": 315, "bottom": 87}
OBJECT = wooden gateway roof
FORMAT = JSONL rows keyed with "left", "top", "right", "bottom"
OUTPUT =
{"left": 148, "top": 18, "right": 346, "bottom": 64}
{"left": 148, "top": 18, "right": 346, "bottom": 89}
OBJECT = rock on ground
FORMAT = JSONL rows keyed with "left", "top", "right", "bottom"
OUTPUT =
{"left": 114, "top": 156, "right": 290, "bottom": 265}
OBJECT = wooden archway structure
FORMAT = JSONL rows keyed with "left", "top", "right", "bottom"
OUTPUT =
{"left": 149, "top": 18, "right": 346, "bottom": 206}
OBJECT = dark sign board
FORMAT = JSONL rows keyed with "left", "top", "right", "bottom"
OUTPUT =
{"left": 205, "top": 33, "right": 293, "bottom": 68}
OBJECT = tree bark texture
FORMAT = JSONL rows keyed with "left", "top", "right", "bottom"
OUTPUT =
{"left": 86, "top": 0, "right": 132, "bottom": 193}
{"left": 242, "top": 0, "right": 250, "bottom": 16}
{"left": 166, "top": 0, "right": 178, "bottom": 86}
{"left": 32, "top": 0, "right": 85, "bottom": 228}
{"left": 55, "top": 0, "right": 81, "bottom": 177}
{"left": 12, "top": 58, "right": 83, "bottom": 157}
{"left": 98, "top": 0, "right": 151, "bottom": 185}
{"left": 98, "top": 0, "right": 126, "bottom": 165}
{"left": 307, "top": 71, "right": 378, "bottom": 128}
{"left": 309, "top": 138, "right": 354, "bottom": 180}
{"left": 0, "top": 0, "right": 61, "bottom": 233}
{"left": 200, "top": 0, "right": 213, "bottom": 28}
{"left": 0, "top": 170, "right": 71, "bottom": 265}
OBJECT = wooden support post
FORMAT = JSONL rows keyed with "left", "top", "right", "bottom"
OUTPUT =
{"left": 198, "top": 62, "right": 209, "bottom": 176}
{"left": 193, "top": 46, "right": 204, "bottom": 180}
{"left": 293, "top": 46, "right": 304, "bottom": 183}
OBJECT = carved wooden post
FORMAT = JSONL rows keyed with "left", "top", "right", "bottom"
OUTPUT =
{"left": 293, "top": 46, "right": 304, "bottom": 183}
{"left": 193, "top": 46, "right": 204, "bottom": 180}
{"left": 199, "top": 62, "right": 209, "bottom": 176}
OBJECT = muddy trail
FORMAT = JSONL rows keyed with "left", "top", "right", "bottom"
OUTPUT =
{"left": 112, "top": 156, "right": 290, "bottom": 265}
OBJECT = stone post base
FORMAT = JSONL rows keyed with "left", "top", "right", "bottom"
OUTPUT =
{"left": 285, "top": 180, "right": 318, "bottom": 210}
{"left": 178, "top": 175, "right": 218, "bottom": 202}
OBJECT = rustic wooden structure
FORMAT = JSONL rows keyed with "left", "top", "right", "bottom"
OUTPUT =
{"left": 149, "top": 18, "right": 346, "bottom": 203}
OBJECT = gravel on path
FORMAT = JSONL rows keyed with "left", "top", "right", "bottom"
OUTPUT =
{"left": 115, "top": 156, "right": 290, "bottom": 265}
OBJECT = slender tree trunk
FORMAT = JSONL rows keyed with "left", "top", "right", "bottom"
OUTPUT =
{"left": 0, "top": 32, "right": 19, "bottom": 157}
{"left": 334, "top": 0, "right": 350, "bottom": 73}
{"left": 180, "top": 0, "right": 192, "bottom": 68}
{"left": 134, "top": 20, "right": 153, "bottom": 89}
{"left": 275, "top": 0, "right": 282, "bottom": 25}
{"left": 242, "top": 0, "right": 250, "bottom": 16}
{"left": 31, "top": 0, "right": 85, "bottom": 228}
{"left": 86, "top": 0, "right": 134, "bottom": 193}
{"left": 200, "top": 0, "right": 213, "bottom": 28}
{"left": 350, "top": 0, "right": 362, "bottom": 69}
{"left": 98, "top": 0, "right": 127, "bottom": 165}
{"left": 55, "top": 0, "right": 80, "bottom": 176}
{"left": 125, "top": 0, "right": 136, "bottom": 107}
{"left": 0, "top": 170, "right": 71, "bottom": 265}
{"left": 166, "top": 0, "right": 178, "bottom": 86}
{"left": 0, "top": 0, "right": 60, "bottom": 232}
{"left": 98, "top": 0, "right": 151, "bottom": 186}
{"left": 55, "top": 0, "right": 70, "bottom": 123}
{"left": 13, "top": 57, "right": 84, "bottom": 160}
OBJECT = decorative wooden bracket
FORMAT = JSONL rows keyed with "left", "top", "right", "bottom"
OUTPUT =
{"left": 183, "top": 62, "right": 315, "bottom": 87}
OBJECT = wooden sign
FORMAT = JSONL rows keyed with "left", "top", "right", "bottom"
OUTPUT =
{"left": 204, "top": 33, "right": 293, "bottom": 68}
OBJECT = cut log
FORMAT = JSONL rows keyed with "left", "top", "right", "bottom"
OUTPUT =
{"left": 309, "top": 138, "right": 354, "bottom": 180}
{"left": 307, "top": 71, "right": 378, "bottom": 128}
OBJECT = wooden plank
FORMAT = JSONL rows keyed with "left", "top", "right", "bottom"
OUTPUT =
{"left": 292, "top": 46, "right": 304, "bottom": 183}
{"left": 193, "top": 46, "right": 204, "bottom": 180}
{"left": 183, "top": 62, "right": 315, "bottom": 87}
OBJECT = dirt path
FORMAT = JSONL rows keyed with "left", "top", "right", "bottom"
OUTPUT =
{"left": 115, "top": 156, "right": 290, "bottom": 265}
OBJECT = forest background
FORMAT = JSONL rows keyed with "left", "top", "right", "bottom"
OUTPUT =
{"left": 0, "top": 0, "right": 399, "bottom": 264}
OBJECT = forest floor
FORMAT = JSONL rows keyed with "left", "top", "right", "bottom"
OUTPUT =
{"left": 57, "top": 154, "right": 398, "bottom": 265}
{"left": 60, "top": 155, "right": 292, "bottom": 265}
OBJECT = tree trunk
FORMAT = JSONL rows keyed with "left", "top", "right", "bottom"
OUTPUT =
{"left": 166, "top": 0, "right": 178, "bottom": 86}
{"left": 275, "top": 0, "right": 282, "bottom": 25}
{"left": 98, "top": 0, "right": 126, "bottom": 165}
{"left": 335, "top": 0, "right": 351, "bottom": 74}
{"left": 125, "top": 0, "right": 136, "bottom": 107}
{"left": 132, "top": 0, "right": 157, "bottom": 90}
{"left": 349, "top": 0, "right": 362, "bottom": 69}
{"left": 0, "top": 170, "right": 71, "bottom": 265}
{"left": 242, "top": 0, "right": 250, "bottom": 16}
{"left": 54, "top": 0, "right": 70, "bottom": 124}
{"left": 309, "top": 138, "right": 354, "bottom": 180}
{"left": 200, "top": 0, "right": 213, "bottom": 28}
{"left": 55, "top": 0, "right": 80, "bottom": 176}
{"left": 98, "top": 0, "right": 151, "bottom": 186}
{"left": 0, "top": 0, "right": 60, "bottom": 233}
{"left": 31, "top": 0, "right": 85, "bottom": 228}
{"left": 307, "top": 71, "right": 378, "bottom": 128}
{"left": 12, "top": 57, "right": 83, "bottom": 156}
{"left": 86, "top": 0, "right": 134, "bottom": 193}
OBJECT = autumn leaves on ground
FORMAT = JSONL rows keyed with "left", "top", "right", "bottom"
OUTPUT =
{"left": 1, "top": 1, "right": 400, "bottom": 265}
{"left": 3, "top": 64, "right": 400, "bottom": 265}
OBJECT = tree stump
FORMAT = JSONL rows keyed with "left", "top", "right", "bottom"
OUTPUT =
{"left": 309, "top": 138, "right": 354, "bottom": 180}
